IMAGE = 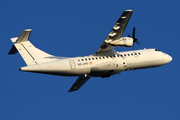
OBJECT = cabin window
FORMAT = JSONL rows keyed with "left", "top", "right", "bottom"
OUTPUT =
{"left": 92, "top": 58, "right": 94, "bottom": 60}
{"left": 120, "top": 54, "right": 123, "bottom": 57}
{"left": 128, "top": 54, "right": 130, "bottom": 56}
{"left": 110, "top": 56, "right": 112, "bottom": 58}
{"left": 106, "top": 56, "right": 109, "bottom": 58}
{"left": 85, "top": 58, "right": 87, "bottom": 61}
{"left": 99, "top": 57, "right": 101, "bottom": 59}
{"left": 124, "top": 54, "right": 126, "bottom": 57}
{"left": 89, "top": 58, "right": 91, "bottom": 60}
{"left": 103, "top": 56, "right": 105, "bottom": 59}
{"left": 131, "top": 53, "right": 133, "bottom": 56}
{"left": 114, "top": 55, "right": 116, "bottom": 57}
{"left": 81, "top": 59, "right": 84, "bottom": 61}
{"left": 117, "top": 55, "right": 119, "bottom": 57}
{"left": 96, "top": 57, "right": 98, "bottom": 60}
{"left": 138, "top": 53, "right": 141, "bottom": 55}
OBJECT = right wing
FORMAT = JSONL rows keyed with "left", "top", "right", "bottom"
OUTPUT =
{"left": 68, "top": 75, "right": 91, "bottom": 92}
{"left": 96, "top": 9, "right": 133, "bottom": 53}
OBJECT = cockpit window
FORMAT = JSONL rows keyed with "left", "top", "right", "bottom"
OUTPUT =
{"left": 155, "top": 49, "right": 160, "bottom": 51}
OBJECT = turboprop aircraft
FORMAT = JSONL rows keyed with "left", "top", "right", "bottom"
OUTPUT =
{"left": 8, "top": 9, "right": 172, "bottom": 92}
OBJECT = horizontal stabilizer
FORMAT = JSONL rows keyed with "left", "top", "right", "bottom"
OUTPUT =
{"left": 16, "top": 29, "right": 31, "bottom": 42}
{"left": 8, "top": 45, "right": 18, "bottom": 55}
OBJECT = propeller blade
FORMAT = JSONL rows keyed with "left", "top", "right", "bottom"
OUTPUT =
{"left": 133, "top": 27, "right": 135, "bottom": 39}
{"left": 128, "top": 27, "right": 140, "bottom": 48}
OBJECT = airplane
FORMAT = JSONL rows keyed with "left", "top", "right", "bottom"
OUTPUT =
{"left": 8, "top": 9, "right": 172, "bottom": 92}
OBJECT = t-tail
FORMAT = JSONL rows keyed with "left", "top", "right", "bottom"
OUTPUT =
{"left": 8, "top": 29, "right": 58, "bottom": 66}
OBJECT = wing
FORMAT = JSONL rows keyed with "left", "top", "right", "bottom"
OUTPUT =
{"left": 96, "top": 9, "right": 133, "bottom": 53}
{"left": 68, "top": 75, "right": 91, "bottom": 92}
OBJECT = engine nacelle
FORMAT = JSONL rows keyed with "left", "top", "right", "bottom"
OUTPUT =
{"left": 108, "top": 37, "right": 134, "bottom": 47}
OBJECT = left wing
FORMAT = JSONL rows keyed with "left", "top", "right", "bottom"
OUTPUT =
{"left": 68, "top": 75, "right": 91, "bottom": 92}
{"left": 96, "top": 9, "right": 133, "bottom": 53}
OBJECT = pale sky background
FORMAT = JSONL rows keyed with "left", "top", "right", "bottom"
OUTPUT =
{"left": 1, "top": 0, "right": 179, "bottom": 120}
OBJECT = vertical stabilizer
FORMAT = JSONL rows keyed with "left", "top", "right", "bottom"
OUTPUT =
{"left": 9, "top": 29, "right": 58, "bottom": 66}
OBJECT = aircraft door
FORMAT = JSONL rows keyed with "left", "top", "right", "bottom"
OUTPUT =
{"left": 115, "top": 61, "right": 127, "bottom": 71}
{"left": 69, "top": 60, "right": 76, "bottom": 69}
{"left": 122, "top": 61, "right": 127, "bottom": 69}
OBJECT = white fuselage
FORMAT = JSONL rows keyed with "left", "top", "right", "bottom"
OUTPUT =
{"left": 20, "top": 49, "right": 172, "bottom": 78}
{"left": 9, "top": 11, "right": 173, "bottom": 92}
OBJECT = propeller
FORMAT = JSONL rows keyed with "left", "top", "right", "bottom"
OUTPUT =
{"left": 128, "top": 27, "right": 140, "bottom": 46}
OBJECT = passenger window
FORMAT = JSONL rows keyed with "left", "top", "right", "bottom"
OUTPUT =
{"left": 106, "top": 56, "right": 109, "bottom": 58}
{"left": 110, "top": 56, "right": 112, "bottom": 58}
{"left": 92, "top": 58, "right": 94, "bottom": 60}
{"left": 117, "top": 55, "right": 119, "bottom": 57}
{"left": 96, "top": 57, "right": 98, "bottom": 60}
{"left": 103, "top": 56, "right": 105, "bottom": 59}
{"left": 138, "top": 53, "right": 141, "bottom": 55}
{"left": 81, "top": 59, "right": 84, "bottom": 61}
{"left": 124, "top": 54, "right": 126, "bottom": 57}
{"left": 89, "top": 58, "right": 91, "bottom": 60}
{"left": 120, "top": 54, "right": 123, "bottom": 57}
{"left": 85, "top": 58, "right": 87, "bottom": 61}
{"left": 99, "top": 57, "right": 101, "bottom": 59}
{"left": 131, "top": 53, "right": 133, "bottom": 56}
{"left": 128, "top": 54, "right": 130, "bottom": 56}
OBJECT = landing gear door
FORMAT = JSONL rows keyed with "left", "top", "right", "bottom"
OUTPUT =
{"left": 69, "top": 60, "right": 76, "bottom": 69}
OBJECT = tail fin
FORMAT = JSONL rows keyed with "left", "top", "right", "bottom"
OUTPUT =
{"left": 9, "top": 29, "right": 58, "bottom": 66}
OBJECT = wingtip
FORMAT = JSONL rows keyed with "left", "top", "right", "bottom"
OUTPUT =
{"left": 125, "top": 9, "right": 133, "bottom": 12}
{"left": 24, "top": 29, "right": 32, "bottom": 31}
{"left": 68, "top": 89, "right": 76, "bottom": 92}
{"left": 68, "top": 87, "right": 78, "bottom": 92}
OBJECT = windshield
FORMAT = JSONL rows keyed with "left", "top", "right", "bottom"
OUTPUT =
{"left": 155, "top": 49, "right": 160, "bottom": 51}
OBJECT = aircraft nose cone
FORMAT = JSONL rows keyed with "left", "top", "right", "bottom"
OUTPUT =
{"left": 164, "top": 54, "right": 172, "bottom": 64}
{"left": 168, "top": 55, "right": 172, "bottom": 63}
{"left": 160, "top": 53, "right": 172, "bottom": 65}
